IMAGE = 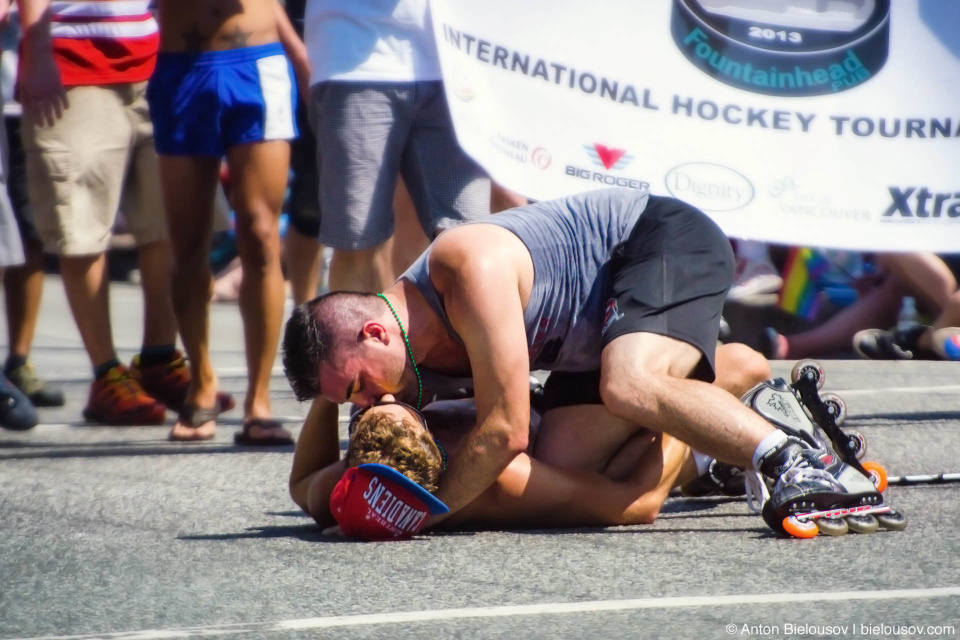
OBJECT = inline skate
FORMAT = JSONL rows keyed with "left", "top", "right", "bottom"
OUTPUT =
{"left": 741, "top": 367, "right": 907, "bottom": 538}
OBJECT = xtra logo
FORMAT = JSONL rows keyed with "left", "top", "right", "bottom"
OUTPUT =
{"left": 664, "top": 162, "right": 754, "bottom": 212}
{"left": 881, "top": 187, "right": 960, "bottom": 220}
{"left": 566, "top": 143, "right": 649, "bottom": 192}
{"left": 585, "top": 143, "right": 634, "bottom": 171}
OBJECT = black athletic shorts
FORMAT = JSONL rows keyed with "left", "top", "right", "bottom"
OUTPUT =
{"left": 286, "top": 98, "right": 321, "bottom": 238}
{"left": 543, "top": 196, "right": 735, "bottom": 412}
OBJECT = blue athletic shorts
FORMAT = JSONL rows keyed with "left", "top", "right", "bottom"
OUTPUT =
{"left": 147, "top": 43, "right": 298, "bottom": 157}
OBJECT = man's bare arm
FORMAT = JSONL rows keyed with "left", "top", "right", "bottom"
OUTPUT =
{"left": 271, "top": 1, "right": 310, "bottom": 102}
{"left": 445, "top": 434, "right": 691, "bottom": 529}
{"left": 17, "top": 0, "right": 68, "bottom": 127}
{"left": 429, "top": 245, "right": 533, "bottom": 517}
{"left": 289, "top": 396, "right": 342, "bottom": 519}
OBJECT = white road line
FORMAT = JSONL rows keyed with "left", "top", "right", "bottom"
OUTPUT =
{"left": 11, "top": 586, "right": 960, "bottom": 640}
{"left": 832, "top": 384, "right": 960, "bottom": 396}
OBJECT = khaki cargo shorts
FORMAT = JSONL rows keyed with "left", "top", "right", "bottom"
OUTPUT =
{"left": 22, "top": 82, "right": 167, "bottom": 255}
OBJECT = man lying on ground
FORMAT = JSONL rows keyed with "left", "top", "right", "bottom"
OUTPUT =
{"left": 283, "top": 188, "right": 899, "bottom": 537}
{"left": 289, "top": 343, "right": 769, "bottom": 537}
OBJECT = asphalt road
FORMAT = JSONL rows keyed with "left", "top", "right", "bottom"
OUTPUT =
{"left": 1, "top": 278, "right": 958, "bottom": 639}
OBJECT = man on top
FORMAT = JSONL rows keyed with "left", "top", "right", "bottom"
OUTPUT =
{"left": 283, "top": 188, "right": 899, "bottom": 537}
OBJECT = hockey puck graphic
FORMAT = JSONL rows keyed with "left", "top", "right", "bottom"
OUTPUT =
{"left": 671, "top": 0, "right": 891, "bottom": 96}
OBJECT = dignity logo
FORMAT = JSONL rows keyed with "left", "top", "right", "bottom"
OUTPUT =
{"left": 665, "top": 162, "right": 754, "bottom": 212}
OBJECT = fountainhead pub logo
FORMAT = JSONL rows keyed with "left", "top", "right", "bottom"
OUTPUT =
{"left": 671, "top": 0, "right": 891, "bottom": 96}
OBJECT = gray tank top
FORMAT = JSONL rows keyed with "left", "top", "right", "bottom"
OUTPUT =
{"left": 401, "top": 188, "right": 648, "bottom": 374}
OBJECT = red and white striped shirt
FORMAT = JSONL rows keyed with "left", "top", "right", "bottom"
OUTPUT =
{"left": 47, "top": 1, "right": 159, "bottom": 86}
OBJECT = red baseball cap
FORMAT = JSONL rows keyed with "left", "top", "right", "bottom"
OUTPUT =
{"left": 329, "top": 463, "right": 449, "bottom": 540}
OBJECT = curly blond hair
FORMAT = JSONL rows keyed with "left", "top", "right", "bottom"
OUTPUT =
{"left": 346, "top": 411, "right": 443, "bottom": 493}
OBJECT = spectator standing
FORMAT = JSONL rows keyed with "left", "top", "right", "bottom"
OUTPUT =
{"left": 0, "top": 0, "right": 36, "bottom": 431}
{"left": 16, "top": 0, "right": 214, "bottom": 425}
{"left": 304, "top": 0, "right": 491, "bottom": 295}
{"left": 1, "top": 10, "right": 63, "bottom": 407}
{"left": 148, "top": 1, "right": 305, "bottom": 444}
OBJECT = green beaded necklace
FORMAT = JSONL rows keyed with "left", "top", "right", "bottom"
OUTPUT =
{"left": 376, "top": 293, "right": 423, "bottom": 410}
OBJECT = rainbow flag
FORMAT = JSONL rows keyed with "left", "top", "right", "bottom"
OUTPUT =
{"left": 778, "top": 248, "right": 831, "bottom": 320}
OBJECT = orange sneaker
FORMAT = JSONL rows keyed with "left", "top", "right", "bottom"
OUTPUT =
{"left": 83, "top": 365, "right": 167, "bottom": 425}
{"left": 129, "top": 351, "right": 235, "bottom": 415}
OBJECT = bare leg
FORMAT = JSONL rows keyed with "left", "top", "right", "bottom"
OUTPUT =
{"left": 4, "top": 239, "right": 45, "bottom": 359}
{"left": 328, "top": 245, "right": 396, "bottom": 294}
{"left": 136, "top": 239, "right": 179, "bottom": 347}
{"left": 713, "top": 343, "right": 771, "bottom": 397}
{"left": 878, "top": 252, "right": 955, "bottom": 314}
{"left": 158, "top": 154, "right": 221, "bottom": 440}
{"left": 600, "top": 333, "right": 776, "bottom": 468}
{"left": 59, "top": 253, "right": 118, "bottom": 368}
{"left": 226, "top": 139, "right": 292, "bottom": 441}
{"left": 534, "top": 343, "right": 771, "bottom": 470}
{"left": 285, "top": 228, "right": 322, "bottom": 305}
{"left": 389, "top": 178, "right": 429, "bottom": 278}
{"left": 781, "top": 278, "right": 903, "bottom": 359}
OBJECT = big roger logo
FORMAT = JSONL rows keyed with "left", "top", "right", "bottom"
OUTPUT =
{"left": 585, "top": 143, "right": 634, "bottom": 171}
{"left": 566, "top": 143, "right": 649, "bottom": 191}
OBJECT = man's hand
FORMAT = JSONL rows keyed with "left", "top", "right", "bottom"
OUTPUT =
{"left": 19, "top": 52, "right": 67, "bottom": 127}
{"left": 0, "top": 0, "right": 12, "bottom": 25}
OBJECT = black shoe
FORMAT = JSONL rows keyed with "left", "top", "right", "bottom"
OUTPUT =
{"left": 6, "top": 361, "right": 66, "bottom": 407}
{"left": 0, "top": 374, "right": 39, "bottom": 431}
{"left": 853, "top": 323, "right": 928, "bottom": 360}
{"left": 680, "top": 459, "right": 746, "bottom": 497}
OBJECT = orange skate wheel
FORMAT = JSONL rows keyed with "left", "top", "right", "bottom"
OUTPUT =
{"left": 862, "top": 461, "right": 888, "bottom": 492}
{"left": 783, "top": 516, "right": 818, "bottom": 539}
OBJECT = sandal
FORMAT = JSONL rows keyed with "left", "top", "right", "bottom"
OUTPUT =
{"left": 234, "top": 418, "right": 295, "bottom": 447}
{"left": 169, "top": 405, "right": 219, "bottom": 441}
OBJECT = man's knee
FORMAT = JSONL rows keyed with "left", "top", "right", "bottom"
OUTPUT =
{"left": 599, "top": 333, "right": 700, "bottom": 421}
{"left": 598, "top": 366, "right": 664, "bottom": 424}
{"left": 235, "top": 211, "right": 281, "bottom": 266}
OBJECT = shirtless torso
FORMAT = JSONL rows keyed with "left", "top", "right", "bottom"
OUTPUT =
{"left": 156, "top": 0, "right": 280, "bottom": 53}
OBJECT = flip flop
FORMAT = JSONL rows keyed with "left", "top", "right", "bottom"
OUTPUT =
{"left": 169, "top": 405, "right": 219, "bottom": 442}
{"left": 234, "top": 418, "right": 295, "bottom": 447}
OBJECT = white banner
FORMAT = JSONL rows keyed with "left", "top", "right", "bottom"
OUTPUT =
{"left": 430, "top": 0, "right": 960, "bottom": 252}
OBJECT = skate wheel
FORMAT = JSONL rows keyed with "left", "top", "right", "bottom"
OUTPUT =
{"left": 876, "top": 509, "right": 908, "bottom": 531}
{"left": 815, "top": 516, "right": 849, "bottom": 537}
{"left": 790, "top": 360, "right": 824, "bottom": 389}
{"left": 845, "top": 513, "right": 879, "bottom": 534}
{"left": 862, "top": 461, "right": 888, "bottom": 492}
{"left": 820, "top": 393, "right": 847, "bottom": 426}
{"left": 783, "top": 516, "right": 818, "bottom": 539}
{"left": 847, "top": 430, "right": 867, "bottom": 461}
